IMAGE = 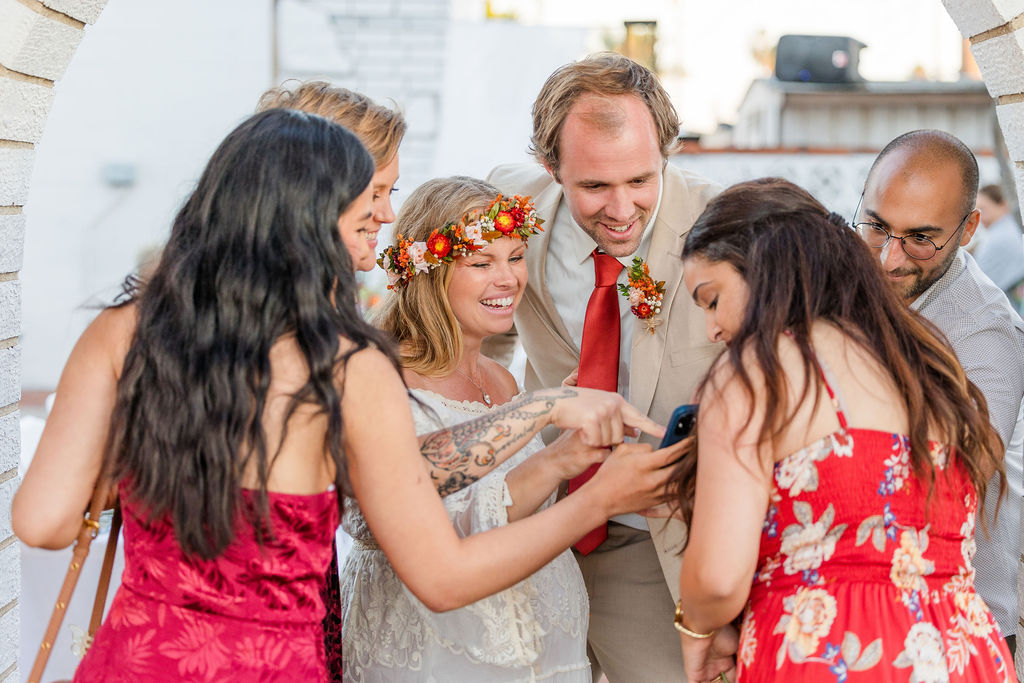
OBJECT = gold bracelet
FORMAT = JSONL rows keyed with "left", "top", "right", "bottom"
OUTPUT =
{"left": 673, "top": 599, "right": 715, "bottom": 639}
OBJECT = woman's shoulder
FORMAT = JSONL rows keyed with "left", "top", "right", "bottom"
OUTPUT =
{"left": 75, "top": 304, "right": 137, "bottom": 377}
{"left": 92, "top": 302, "right": 137, "bottom": 339}
{"left": 708, "top": 322, "right": 845, "bottom": 389}
{"left": 335, "top": 344, "right": 404, "bottom": 395}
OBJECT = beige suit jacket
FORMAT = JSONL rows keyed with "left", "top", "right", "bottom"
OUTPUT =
{"left": 487, "top": 162, "right": 722, "bottom": 600}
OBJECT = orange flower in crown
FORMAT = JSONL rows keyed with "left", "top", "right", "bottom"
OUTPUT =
{"left": 378, "top": 194, "right": 543, "bottom": 289}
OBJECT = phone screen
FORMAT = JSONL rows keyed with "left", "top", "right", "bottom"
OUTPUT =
{"left": 659, "top": 404, "right": 698, "bottom": 449}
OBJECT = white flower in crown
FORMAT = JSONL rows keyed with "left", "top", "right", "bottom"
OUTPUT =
{"left": 464, "top": 221, "right": 488, "bottom": 247}
{"left": 406, "top": 241, "right": 430, "bottom": 273}
{"left": 382, "top": 253, "right": 401, "bottom": 288}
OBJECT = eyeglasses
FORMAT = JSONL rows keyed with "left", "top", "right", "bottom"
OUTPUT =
{"left": 852, "top": 196, "right": 972, "bottom": 261}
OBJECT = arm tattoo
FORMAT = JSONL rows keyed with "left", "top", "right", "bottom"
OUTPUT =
{"left": 420, "top": 389, "right": 578, "bottom": 496}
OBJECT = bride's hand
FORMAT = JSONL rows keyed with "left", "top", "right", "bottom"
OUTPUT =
{"left": 681, "top": 622, "right": 739, "bottom": 683}
{"left": 545, "top": 387, "right": 664, "bottom": 447}
{"left": 540, "top": 429, "right": 608, "bottom": 480}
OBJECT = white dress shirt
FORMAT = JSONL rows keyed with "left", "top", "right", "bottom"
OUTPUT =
{"left": 545, "top": 176, "right": 664, "bottom": 530}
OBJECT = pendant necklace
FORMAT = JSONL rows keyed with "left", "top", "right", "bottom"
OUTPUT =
{"left": 455, "top": 367, "right": 492, "bottom": 407}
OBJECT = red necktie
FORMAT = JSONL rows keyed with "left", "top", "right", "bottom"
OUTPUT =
{"left": 567, "top": 250, "right": 623, "bottom": 555}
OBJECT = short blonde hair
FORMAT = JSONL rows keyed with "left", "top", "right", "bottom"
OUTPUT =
{"left": 257, "top": 80, "right": 406, "bottom": 167}
{"left": 373, "top": 176, "right": 500, "bottom": 377}
{"left": 530, "top": 52, "right": 681, "bottom": 175}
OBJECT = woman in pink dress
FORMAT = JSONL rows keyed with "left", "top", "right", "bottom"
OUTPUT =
{"left": 12, "top": 109, "right": 673, "bottom": 682}
{"left": 670, "top": 178, "right": 1014, "bottom": 682}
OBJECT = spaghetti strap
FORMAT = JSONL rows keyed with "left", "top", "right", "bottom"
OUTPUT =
{"left": 783, "top": 329, "right": 849, "bottom": 430}
{"left": 813, "top": 355, "right": 849, "bottom": 431}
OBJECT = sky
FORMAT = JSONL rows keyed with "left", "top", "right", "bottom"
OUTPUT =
{"left": 456, "top": 0, "right": 968, "bottom": 133}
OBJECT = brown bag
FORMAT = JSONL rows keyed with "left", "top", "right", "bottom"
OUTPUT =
{"left": 27, "top": 483, "right": 122, "bottom": 683}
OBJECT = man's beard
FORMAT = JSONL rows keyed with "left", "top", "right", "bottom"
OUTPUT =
{"left": 888, "top": 249, "right": 957, "bottom": 302}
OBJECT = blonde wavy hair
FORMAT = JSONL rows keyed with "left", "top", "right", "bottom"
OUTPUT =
{"left": 257, "top": 80, "right": 406, "bottom": 167}
{"left": 373, "top": 176, "right": 500, "bottom": 376}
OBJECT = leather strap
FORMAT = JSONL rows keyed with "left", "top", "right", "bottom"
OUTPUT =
{"left": 28, "top": 483, "right": 119, "bottom": 683}
{"left": 89, "top": 500, "right": 121, "bottom": 636}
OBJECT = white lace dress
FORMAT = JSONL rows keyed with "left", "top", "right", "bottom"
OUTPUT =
{"left": 339, "top": 389, "right": 590, "bottom": 683}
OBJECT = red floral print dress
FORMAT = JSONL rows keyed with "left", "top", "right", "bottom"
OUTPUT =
{"left": 74, "top": 484, "right": 339, "bottom": 682}
{"left": 737, "top": 368, "right": 1016, "bottom": 682}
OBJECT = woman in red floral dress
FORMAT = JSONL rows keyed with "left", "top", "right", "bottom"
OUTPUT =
{"left": 670, "top": 179, "right": 1014, "bottom": 682}
{"left": 13, "top": 108, "right": 669, "bottom": 682}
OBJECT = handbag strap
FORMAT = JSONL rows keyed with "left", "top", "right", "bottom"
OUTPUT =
{"left": 27, "top": 482, "right": 116, "bottom": 683}
{"left": 88, "top": 499, "right": 121, "bottom": 636}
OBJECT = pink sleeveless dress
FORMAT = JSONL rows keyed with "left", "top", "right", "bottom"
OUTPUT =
{"left": 737, "top": 365, "right": 1016, "bottom": 681}
{"left": 74, "top": 484, "right": 339, "bottom": 682}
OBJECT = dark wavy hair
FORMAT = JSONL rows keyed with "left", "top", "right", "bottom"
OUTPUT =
{"left": 106, "top": 108, "right": 398, "bottom": 559}
{"left": 670, "top": 178, "right": 1003, "bottom": 532}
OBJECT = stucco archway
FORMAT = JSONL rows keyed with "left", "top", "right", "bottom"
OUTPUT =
{"left": 0, "top": 0, "right": 1021, "bottom": 679}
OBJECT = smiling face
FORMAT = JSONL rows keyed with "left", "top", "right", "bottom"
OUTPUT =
{"left": 552, "top": 94, "right": 663, "bottom": 258}
{"left": 683, "top": 255, "right": 750, "bottom": 344}
{"left": 859, "top": 151, "right": 978, "bottom": 303}
{"left": 363, "top": 154, "right": 400, "bottom": 267}
{"left": 446, "top": 238, "right": 527, "bottom": 342}
{"left": 337, "top": 181, "right": 376, "bottom": 271}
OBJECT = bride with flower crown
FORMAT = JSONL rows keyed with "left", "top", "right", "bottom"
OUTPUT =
{"left": 339, "top": 177, "right": 620, "bottom": 682}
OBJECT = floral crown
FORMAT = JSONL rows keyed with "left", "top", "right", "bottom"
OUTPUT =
{"left": 377, "top": 194, "right": 543, "bottom": 289}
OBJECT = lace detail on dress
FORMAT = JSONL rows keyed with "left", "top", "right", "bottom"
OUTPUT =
{"left": 338, "top": 390, "right": 589, "bottom": 682}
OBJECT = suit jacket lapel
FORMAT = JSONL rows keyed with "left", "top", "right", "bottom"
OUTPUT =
{"left": 628, "top": 176, "right": 689, "bottom": 418}
{"left": 522, "top": 180, "right": 578, "bottom": 357}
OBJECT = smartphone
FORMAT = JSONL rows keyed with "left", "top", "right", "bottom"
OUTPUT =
{"left": 659, "top": 404, "right": 698, "bottom": 449}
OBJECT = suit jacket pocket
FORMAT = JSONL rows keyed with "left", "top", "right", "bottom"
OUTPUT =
{"left": 669, "top": 343, "right": 721, "bottom": 369}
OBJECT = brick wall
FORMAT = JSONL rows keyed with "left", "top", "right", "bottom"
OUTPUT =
{"left": 0, "top": 1, "right": 107, "bottom": 678}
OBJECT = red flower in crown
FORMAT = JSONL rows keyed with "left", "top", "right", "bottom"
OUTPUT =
{"left": 426, "top": 230, "right": 452, "bottom": 259}
{"left": 494, "top": 211, "right": 516, "bottom": 234}
{"left": 509, "top": 207, "right": 527, "bottom": 227}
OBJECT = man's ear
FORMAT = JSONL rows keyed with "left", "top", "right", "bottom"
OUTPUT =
{"left": 543, "top": 163, "right": 561, "bottom": 185}
{"left": 960, "top": 209, "right": 981, "bottom": 246}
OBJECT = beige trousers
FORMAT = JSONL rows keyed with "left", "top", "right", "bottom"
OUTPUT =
{"left": 575, "top": 522, "right": 687, "bottom": 683}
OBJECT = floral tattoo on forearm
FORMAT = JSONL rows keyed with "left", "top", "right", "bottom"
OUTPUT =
{"left": 419, "top": 389, "right": 578, "bottom": 496}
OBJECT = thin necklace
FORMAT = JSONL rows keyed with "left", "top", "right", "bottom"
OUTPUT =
{"left": 455, "top": 367, "right": 492, "bottom": 407}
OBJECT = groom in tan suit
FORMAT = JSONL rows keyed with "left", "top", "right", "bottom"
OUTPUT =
{"left": 487, "top": 53, "right": 720, "bottom": 682}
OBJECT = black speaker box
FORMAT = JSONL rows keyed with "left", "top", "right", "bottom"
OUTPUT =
{"left": 775, "top": 35, "right": 865, "bottom": 83}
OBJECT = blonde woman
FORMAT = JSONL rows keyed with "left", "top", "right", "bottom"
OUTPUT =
{"left": 258, "top": 80, "right": 403, "bottom": 271}
{"left": 257, "top": 82, "right": 407, "bottom": 675}
{"left": 340, "top": 177, "right": 682, "bottom": 682}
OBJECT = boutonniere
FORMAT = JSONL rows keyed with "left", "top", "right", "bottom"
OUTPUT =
{"left": 618, "top": 256, "right": 665, "bottom": 334}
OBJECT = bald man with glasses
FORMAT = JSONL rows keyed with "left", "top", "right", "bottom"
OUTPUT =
{"left": 856, "top": 129, "right": 1024, "bottom": 657}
